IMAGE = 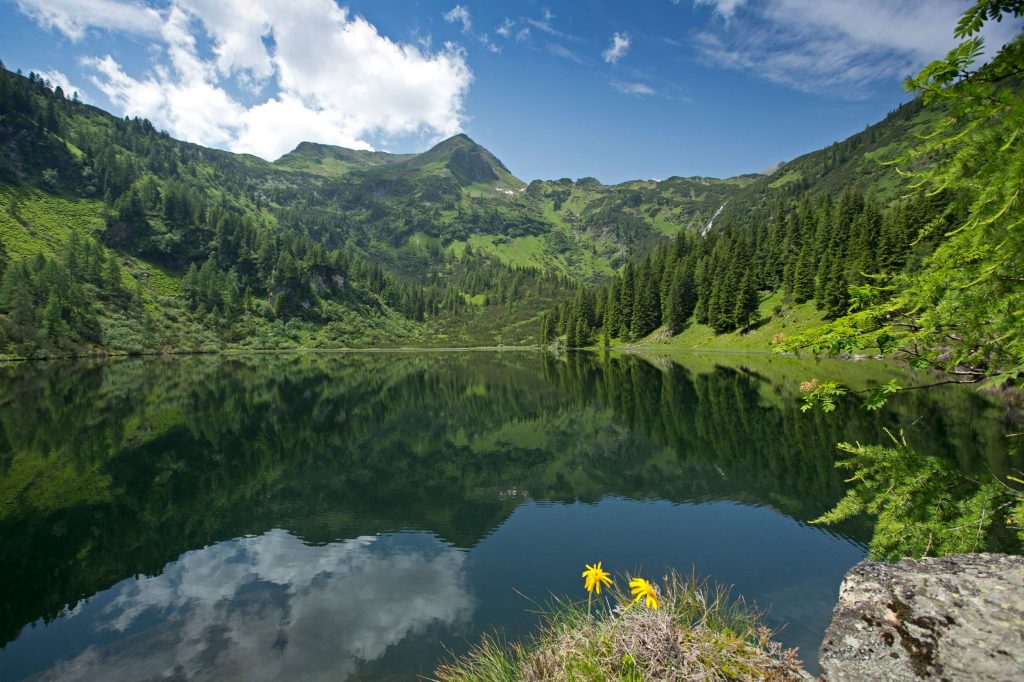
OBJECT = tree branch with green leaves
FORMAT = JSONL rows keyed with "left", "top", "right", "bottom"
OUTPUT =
{"left": 786, "top": 1, "right": 1024, "bottom": 559}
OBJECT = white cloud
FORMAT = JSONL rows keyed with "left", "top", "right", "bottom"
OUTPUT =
{"left": 444, "top": 5, "right": 471, "bottom": 33}
{"left": 525, "top": 8, "right": 576, "bottom": 40}
{"left": 548, "top": 43, "right": 586, "bottom": 65}
{"left": 692, "top": 0, "right": 1022, "bottom": 97}
{"left": 612, "top": 80, "right": 655, "bottom": 95}
{"left": 234, "top": 95, "right": 375, "bottom": 156}
{"left": 602, "top": 32, "right": 631, "bottom": 64}
{"left": 496, "top": 17, "right": 514, "bottom": 39}
{"left": 176, "top": 0, "right": 275, "bottom": 83}
{"left": 18, "top": 0, "right": 473, "bottom": 160}
{"left": 478, "top": 34, "right": 501, "bottom": 54}
{"left": 15, "top": 0, "right": 162, "bottom": 41}
{"left": 443, "top": 6, "right": 500, "bottom": 53}
{"left": 694, "top": 0, "right": 747, "bottom": 18}
{"left": 37, "top": 530, "right": 475, "bottom": 681}
{"left": 83, "top": 5, "right": 253, "bottom": 154}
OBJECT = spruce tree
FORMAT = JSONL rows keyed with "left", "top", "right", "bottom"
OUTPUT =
{"left": 734, "top": 271, "right": 759, "bottom": 331}
{"left": 105, "top": 254, "right": 124, "bottom": 293}
{"left": 0, "top": 261, "right": 40, "bottom": 346}
{"left": 792, "top": 240, "right": 816, "bottom": 303}
{"left": 666, "top": 262, "right": 696, "bottom": 334}
{"left": 631, "top": 263, "right": 660, "bottom": 339}
{"left": 619, "top": 264, "right": 635, "bottom": 339}
{"left": 557, "top": 303, "right": 569, "bottom": 337}
{"left": 782, "top": 213, "right": 801, "bottom": 295}
{"left": 574, "top": 316, "right": 591, "bottom": 347}
{"left": 42, "top": 292, "right": 69, "bottom": 344}
{"left": 693, "top": 260, "right": 710, "bottom": 323}
{"left": 565, "top": 307, "right": 579, "bottom": 347}
{"left": 540, "top": 312, "right": 553, "bottom": 345}
{"left": 604, "top": 281, "right": 619, "bottom": 338}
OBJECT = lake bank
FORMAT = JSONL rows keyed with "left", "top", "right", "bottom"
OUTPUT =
{"left": 0, "top": 352, "right": 1014, "bottom": 679}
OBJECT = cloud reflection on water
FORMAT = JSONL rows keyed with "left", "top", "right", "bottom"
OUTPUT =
{"left": 36, "top": 529, "right": 474, "bottom": 681}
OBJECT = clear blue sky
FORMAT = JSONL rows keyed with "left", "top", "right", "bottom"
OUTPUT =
{"left": 1, "top": 1, "right": 1020, "bottom": 183}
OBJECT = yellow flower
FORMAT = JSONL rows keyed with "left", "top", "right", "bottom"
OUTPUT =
{"left": 581, "top": 562, "right": 613, "bottom": 595}
{"left": 629, "top": 577, "right": 659, "bottom": 609}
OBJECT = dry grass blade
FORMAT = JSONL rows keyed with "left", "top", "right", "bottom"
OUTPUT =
{"left": 435, "top": 571, "right": 807, "bottom": 681}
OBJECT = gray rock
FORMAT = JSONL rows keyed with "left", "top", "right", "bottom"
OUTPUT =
{"left": 818, "top": 553, "right": 1024, "bottom": 681}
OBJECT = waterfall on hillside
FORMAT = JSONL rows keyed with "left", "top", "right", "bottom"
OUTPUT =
{"left": 701, "top": 201, "right": 727, "bottom": 236}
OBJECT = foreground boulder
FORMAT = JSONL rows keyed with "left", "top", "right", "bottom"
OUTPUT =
{"left": 819, "top": 553, "right": 1024, "bottom": 681}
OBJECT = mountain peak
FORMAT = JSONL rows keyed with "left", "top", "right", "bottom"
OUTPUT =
{"left": 412, "top": 134, "right": 519, "bottom": 187}
{"left": 424, "top": 133, "right": 482, "bottom": 154}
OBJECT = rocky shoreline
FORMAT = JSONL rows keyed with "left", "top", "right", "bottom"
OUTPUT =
{"left": 818, "top": 553, "right": 1024, "bottom": 681}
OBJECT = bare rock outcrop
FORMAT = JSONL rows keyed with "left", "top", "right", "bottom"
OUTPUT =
{"left": 818, "top": 553, "right": 1024, "bottom": 681}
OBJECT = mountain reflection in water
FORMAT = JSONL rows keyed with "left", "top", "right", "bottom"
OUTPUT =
{"left": 0, "top": 352, "right": 1010, "bottom": 679}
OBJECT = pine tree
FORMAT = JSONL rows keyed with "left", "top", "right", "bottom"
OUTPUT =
{"left": 666, "top": 262, "right": 696, "bottom": 334}
{"left": 574, "top": 315, "right": 592, "bottom": 347}
{"left": 734, "top": 271, "right": 759, "bottom": 331}
{"left": 604, "top": 281, "right": 620, "bottom": 338}
{"left": 619, "top": 264, "right": 635, "bottom": 339}
{"left": 62, "top": 230, "right": 83, "bottom": 280}
{"left": 224, "top": 269, "right": 242, "bottom": 322}
{"left": 557, "top": 303, "right": 569, "bottom": 337}
{"left": 540, "top": 311, "right": 553, "bottom": 345}
{"left": 42, "top": 292, "right": 69, "bottom": 344}
{"left": 782, "top": 212, "right": 801, "bottom": 295}
{"left": 708, "top": 251, "right": 745, "bottom": 334}
{"left": 44, "top": 96, "right": 60, "bottom": 133}
{"left": 182, "top": 263, "right": 199, "bottom": 308}
{"left": 0, "top": 261, "right": 40, "bottom": 345}
{"left": 631, "top": 263, "right": 660, "bottom": 339}
{"left": 694, "top": 259, "right": 710, "bottom": 324}
{"left": 565, "top": 307, "right": 579, "bottom": 347}
{"left": 822, "top": 251, "right": 849, "bottom": 319}
{"left": 707, "top": 277, "right": 729, "bottom": 333}
{"left": 792, "top": 239, "right": 816, "bottom": 303}
{"left": 105, "top": 253, "right": 124, "bottom": 293}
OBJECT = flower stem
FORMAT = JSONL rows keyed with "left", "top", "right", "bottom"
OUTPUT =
{"left": 608, "top": 599, "right": 638, "bottom": 642}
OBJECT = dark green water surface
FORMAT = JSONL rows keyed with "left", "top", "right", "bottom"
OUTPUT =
{"left": 0, "top": 351, "right": 1012, "bottom": 680}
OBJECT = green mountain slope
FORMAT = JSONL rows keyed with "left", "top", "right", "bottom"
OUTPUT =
{"left": 713, "top": 99, "right": 935, "bottom": 227}
{"left": 273, "top": 141, "right": 414, "bottom": 176}
{"left": 0, "top": 59, "right": 951, "bottom": 357}
{"left": 536, "top": 98, "right": 964, "bottom": 351}
{"left": 402, "top": 133, "right": 523, "bottom": 188}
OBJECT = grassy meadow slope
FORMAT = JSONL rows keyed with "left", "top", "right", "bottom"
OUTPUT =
{"left": 0, "top": 60, "right": 944, "bottom": 357}
{"left": 623, "top": 291, "right": 828, "bottom": 353}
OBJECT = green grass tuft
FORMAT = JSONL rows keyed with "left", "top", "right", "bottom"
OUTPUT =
{"left": 434, "top": 573, "right": 806, "bottom": 682}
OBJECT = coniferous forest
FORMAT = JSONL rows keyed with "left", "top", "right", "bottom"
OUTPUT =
{"left": 1, "top": 1, "right": 1024, "bottom": 679}
{"left": 540, "top": 188, "right": 949, "bottom": 346}
{"left": 0, "top": 34, "right": 1006, "bottom": 362}
{"left": 0, "top": 65, "right": 580, "bottom": 356}
{"left": 0, "top": 0, "right": 1020, "bottom": 549}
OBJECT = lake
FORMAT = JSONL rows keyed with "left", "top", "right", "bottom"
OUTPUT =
{"left": 0, "top": 351, "right": 1011, "bottom": 680}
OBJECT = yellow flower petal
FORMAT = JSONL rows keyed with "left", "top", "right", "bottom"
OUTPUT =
{"left": 582, "top": 561, "right": 613, "bottom": 595}
{"left": 628, "top": 577, "right": 658, "bottom": 609}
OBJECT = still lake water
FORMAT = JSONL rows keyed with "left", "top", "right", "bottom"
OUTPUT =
{"left": 0, "top": 351, "right": 1011, "bottom": 680}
